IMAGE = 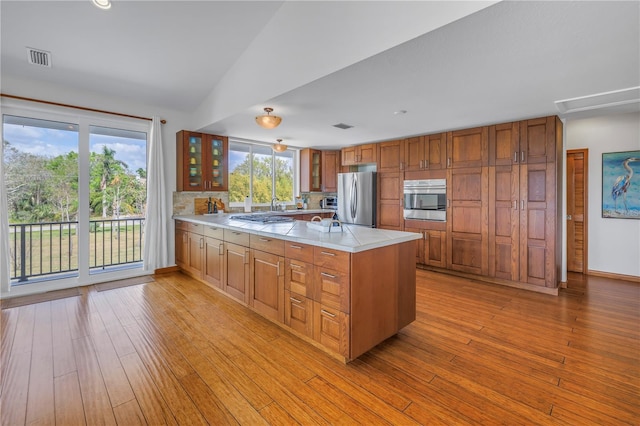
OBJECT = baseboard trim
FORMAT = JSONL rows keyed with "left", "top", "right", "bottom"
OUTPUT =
{"left": 587, "top": 269, "right": 640, "bottom": 283}
{"left": 154, "top": 266, "right": 180, "bottom": 275}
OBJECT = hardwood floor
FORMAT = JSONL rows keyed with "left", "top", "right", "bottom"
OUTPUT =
{"left": 1, "top": 269, "right": 638, "bottom": 425}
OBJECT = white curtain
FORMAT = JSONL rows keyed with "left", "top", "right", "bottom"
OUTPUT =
{"left": 143, "top": 116, "right": 170, "bottom": 272}
{"left": 0, "top": 139, "right": 10, "bottom": 289}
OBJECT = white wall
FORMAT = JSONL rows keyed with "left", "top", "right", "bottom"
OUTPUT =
{"left": 566, "top": 111, "right": 640, "bottom": 277}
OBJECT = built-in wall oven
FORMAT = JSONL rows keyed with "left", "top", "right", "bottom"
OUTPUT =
{"left": 403, "top": 179, "right": 446, "bottom": 221}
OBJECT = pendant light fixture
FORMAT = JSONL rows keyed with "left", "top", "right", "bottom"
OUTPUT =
{"left": 273, "top": 139, "right": 288, "bottom": 153}
{"left": 255, "top": 107, "right": 282, "bottom": 129}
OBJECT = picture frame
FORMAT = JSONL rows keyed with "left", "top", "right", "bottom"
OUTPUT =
{"left": 602, "top": 150, "right": 640, "bottom": 219}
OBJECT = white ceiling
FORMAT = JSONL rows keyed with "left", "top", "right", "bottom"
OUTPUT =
{"left": 2, "top": 1, "right": 639, "bottom": 150}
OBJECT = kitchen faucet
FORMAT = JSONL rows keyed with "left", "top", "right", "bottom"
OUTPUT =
{"left": 271, "top": 197, "right": 278, "bottom": 211}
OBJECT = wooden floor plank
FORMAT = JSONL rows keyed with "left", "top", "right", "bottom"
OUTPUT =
{"left": 1, "top": 269, "right": 638, "bottom": 425}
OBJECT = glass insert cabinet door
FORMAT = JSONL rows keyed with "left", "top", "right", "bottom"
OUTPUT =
{"left": 177, "top": 130, "right": 228, "bottom": 191}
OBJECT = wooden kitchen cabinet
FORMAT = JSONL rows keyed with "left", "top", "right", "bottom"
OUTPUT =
{"left": 223, "top": 230, "right": 250, "bottom": 304}
{"left": 405, "top": 227, "right": 446, "bottom": 268}
{"left": 285, "top": 291, "right": 313, "bottom": 338}
{"left": 341, "top": 143, "right": 377, "bottom": 166}
{"left": 203, "top": 225, "right": 225, "bottom": 289}
{"left": 300, "top": 149, "right": 322, "bottom": 192}
{"left": 176, "top": 130, "right": 228, "bottom": 191}
{"left": 446, "top": 126, "right": 488, "bottom": 169}
{"left": 378, "top": 140, "right": 404, "bottom": 172}
{"left": 377, "top": 172, "right": 403, "bottom": 230}
{"left": 285, "top": 258, "right": 314, "bottom": 298}
{"left": 405, "top": 133, "right": 447, "bottom": 171}
{"left": 488, "top": 117, "right": 561, "bottom": 288}
{"left": 175, "top": 221, "right": 205, "bottom": 279}
{"left": 250, "top": 247, "right": 285, "bottom": 323}
{"left": 321, "top": 150, "right": 339, "bottom": 192}
{"left": 313, "top": 302, "right": 349, "bottom": 358}
{"left": 447, "top": 166, "right": 489, "bottom": 276}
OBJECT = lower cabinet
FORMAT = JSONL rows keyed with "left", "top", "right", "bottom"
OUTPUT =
{"left": 175, "top": 220, "right": 416, "bottom": 362}
{"left": 313, "top": 302, "right": 349, "bottom": 358}
{"left": 250, "top": 248, "right": 285, "bottom": 323}
{"left": 406, "top": 227, "right": 447, "bottom": 268}
{"left": 284, "top": 291, "right": 313, "bottom": 338}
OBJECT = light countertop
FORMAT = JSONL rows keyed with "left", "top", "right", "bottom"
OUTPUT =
{"left": 174, "top": 213, "right": 421, "bottom": 253}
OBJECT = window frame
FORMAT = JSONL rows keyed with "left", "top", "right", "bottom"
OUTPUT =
{"left": 1, "top": 101, "right": 150, "bottom": 297}
{"left": 228, "top": 138, "right": 299, "bottom": 208}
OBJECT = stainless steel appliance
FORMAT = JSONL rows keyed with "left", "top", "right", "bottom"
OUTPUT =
{"left": 403, "top": 178, "right": 447, "bottom": 221}
{"left": 320, "top": 196, "right": 338, "bottom": 210}
{"left": 338, "top": 172, "right": 376, "bottom": 227}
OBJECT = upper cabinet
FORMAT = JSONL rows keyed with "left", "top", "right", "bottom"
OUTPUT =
{"left": 378, "top": 140, "right": 404, "bottom": 172}
{"left": 341, "top": 143, "right": 377, "bottom": 166}
{"left": 300, "top": 149, "right": 322, "bottom": 192}
{"left": 321, "top": 151, "right": 339, "bottom": 192}
{"left": 446, "top": 126, "right": 488, "bottom": 169}
{"left": 300, "top": 149, "right": 339, "bottom": 193}
{"left": 177, "top": 130, "right": 228, "bottom": 191}
{"left": 489, "top": 117, "right": 558, "bottom": 166}
{"left": 404, "top": 133, "right": 447, "bottom": 171}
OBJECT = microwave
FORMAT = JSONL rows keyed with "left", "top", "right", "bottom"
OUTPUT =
{"left": 403, "top": 179, "right": 446, "bottom": 221}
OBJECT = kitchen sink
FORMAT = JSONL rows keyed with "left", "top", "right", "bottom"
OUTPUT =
{"left": 230, "top": 214, "right": 295, "bottom": 223}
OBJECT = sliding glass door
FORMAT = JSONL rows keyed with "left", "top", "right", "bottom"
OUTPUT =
{"left": 2, "top": 108, "right": 148, "bottom": 294}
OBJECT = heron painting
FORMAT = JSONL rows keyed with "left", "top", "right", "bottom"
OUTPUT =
{"left": 602, "top": 150, "right": 640, "bottom": 219}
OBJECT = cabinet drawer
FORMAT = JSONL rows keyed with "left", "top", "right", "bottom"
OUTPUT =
{"left": 224, "top": 229, "right": 250, "bottom": 246}
{"left": 314, "top": 247, "right": 350, "bottom": 273}
{"left": 250, "top": 234, "right": 285, "bottom": 256}
{"left": 285, "top": 241, "right": 314, "bottom": 263}
{"left": 175, "top": 220, "right": 189, "bottom": 231}
{"left": 313, "top": 302, "right": 349, "bottom": 358}
{"left": 314, "top": 267, "right": 350, "bottom": 313}
{"left": 186, "top": 222, "right": 203, "bottom": 234}
{"left": 285, "top": 259, "right": 314, "bottom": 298}
{"left": 285, "top": 291, "right": 313, "bottom": 338}
{"left": 204, "top": 225, "right": 224, "bottom": 240}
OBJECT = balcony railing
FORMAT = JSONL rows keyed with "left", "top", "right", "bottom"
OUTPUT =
{"left": 9, "top": 218, "right": 145, "bottom": 283}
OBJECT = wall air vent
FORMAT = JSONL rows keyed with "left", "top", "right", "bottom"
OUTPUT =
{"left": 26, "top": 47, "right": 51, "bottom": 67}
{"left": 333, "top": 123, "right": 353, "bottom": 130}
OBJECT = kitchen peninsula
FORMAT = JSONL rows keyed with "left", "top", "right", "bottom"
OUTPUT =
{"left": 174, "top": 214, "right": 420, "bottom": 362}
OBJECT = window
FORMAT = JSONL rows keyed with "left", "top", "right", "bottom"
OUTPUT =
{"left": 228, "top": 140, "right": 296, "bottom": 206}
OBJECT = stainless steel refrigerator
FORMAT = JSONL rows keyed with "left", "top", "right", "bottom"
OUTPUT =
{"left": 337, "top": 172, "right": 377, "bottom": 227}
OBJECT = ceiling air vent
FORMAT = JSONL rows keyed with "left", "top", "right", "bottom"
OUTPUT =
{"left": 27, "top": 47, "right": 51, "bottom": 67}
{"left": 333, "top": 123, "right": 353, "bottom": 130}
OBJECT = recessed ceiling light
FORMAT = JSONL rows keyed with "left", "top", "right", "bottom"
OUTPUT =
{"left": 92, "top": 0, "right": 111, "bottom": 10}
{"left": 394, "top": 110, "right": 407, "bottom": 115}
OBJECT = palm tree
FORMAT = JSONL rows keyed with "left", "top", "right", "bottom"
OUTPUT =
{"left": 97, "top": 146, "right": 126, "bottom": 218}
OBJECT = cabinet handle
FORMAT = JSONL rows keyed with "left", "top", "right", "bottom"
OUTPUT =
{"left": 199, "top": 238, "right": 204, "bottom": 249}
{"left": 219, "top": 243, "right": 224, "bottom": 255}
{"left": 514, "top": 152, "right": 518, "bottom": 163}
{"left": 290, "top": 296, "right": 303, "bottom": 304}
{"left": 320, "top": 251, "right": 336, "bottom": 257}
{"left": 424, "top": 159, "right": 429, "bottom": 169}
{"left": 244, "top": 251, "right": 249, "bottom": 264}
{"left": 447, "top": 158, "right": 451, "bottom": 167}
{"left": 259, "top": 238, "right": 271, "bottom": 242}
{"left": 447, "top": 199, "right": 450, "bottom": 208}
{"left": 513, "top": 200, "right": 517, "bottom": 210}
{"left": 232, "top": 231, "right": 242, "bottom": 235}
{"left": 521, "top": 151, "right": 525, "bottom": 163}
{"left": 209, "top": 227, "right": 218, "bottom": 231}
{"left": 277, "top": 261, "right": 281, "bottom": 277}
{"left": 419, "top": 160, "right": 424, "bottom": 169}
{"left": 182, "top": 233, "right": 187, "bottom": 243}
{"left": 290, "top": 263, "right": 303, "bottom": 269}
{"left": 321, "top": 309, "right": 336, "bottom": 318}
{"left": 400, "top": 162, "right": 404, "bottom": 171}
{"left": 289, "top": 245, "right": 302, "bottom": 249}
{"left": 521, "top": 200, "right": 525, "bottom": 210}
{"left": 320, "top": 271, "right": 337, "bottom": 279}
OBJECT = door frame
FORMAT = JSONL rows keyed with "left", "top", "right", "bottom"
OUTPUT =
{"left": 566, "top": 148, "right": 589, "bottom": 274}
